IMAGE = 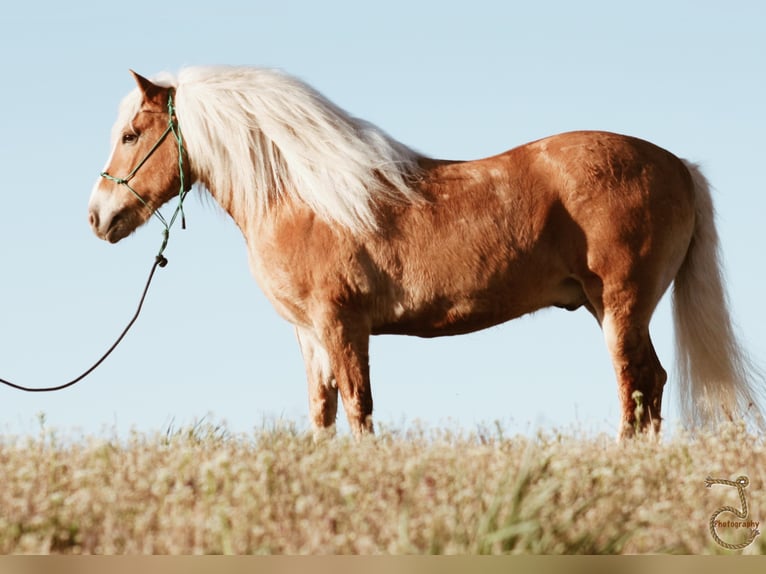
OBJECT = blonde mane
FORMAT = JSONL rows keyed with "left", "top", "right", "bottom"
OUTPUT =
{"left": 118, "top": 66, "right": 424, "bottom": 233}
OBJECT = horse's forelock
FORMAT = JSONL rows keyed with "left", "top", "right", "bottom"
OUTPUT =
{"left": 110, "top": 90, "right": 141, "bottom": 145}
{"left": 110, "top": 72, "right": 178, "bottom": 145}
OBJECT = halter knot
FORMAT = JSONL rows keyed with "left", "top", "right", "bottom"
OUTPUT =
{"left": 100, "top": 172, "right": 127, "bottom": 185}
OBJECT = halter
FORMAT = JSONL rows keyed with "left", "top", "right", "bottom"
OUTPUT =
{"left": 100, "top": 91, "right": 190, "bottom": 264}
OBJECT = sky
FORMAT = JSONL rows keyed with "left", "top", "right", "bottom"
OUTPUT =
{"left": 0, "top": 0, "right": 764, "bottom": 438}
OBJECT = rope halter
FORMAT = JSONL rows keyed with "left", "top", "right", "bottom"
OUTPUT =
{"left": 100, "top": 92, "right": 190, "bottom": 265}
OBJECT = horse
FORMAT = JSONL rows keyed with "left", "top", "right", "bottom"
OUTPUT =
{"left": 88, "top": 66, "right": 764, "bottom": 439}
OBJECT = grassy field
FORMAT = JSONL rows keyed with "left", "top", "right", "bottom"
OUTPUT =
{"left": 0, "top": 419, "right": 764, "bottom": 554}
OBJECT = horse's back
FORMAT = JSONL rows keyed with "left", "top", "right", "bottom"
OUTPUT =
{"left": 418, "top": 129, "right": 696, "bottom": 270}
{"left": 518, "top": 130, "right": 693, "bottom": 203}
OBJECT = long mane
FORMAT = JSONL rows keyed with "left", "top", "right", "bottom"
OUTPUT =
{"left": 119, "top": 66, "right": 425, "bottom": 233}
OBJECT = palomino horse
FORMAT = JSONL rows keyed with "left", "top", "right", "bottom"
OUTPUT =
{"left": 89, "top": 66, "right": 763, "bottom": 439}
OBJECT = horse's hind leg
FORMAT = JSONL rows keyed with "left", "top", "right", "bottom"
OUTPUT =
{"left": 601, "top": 298, "right": 667, "bottom": 439}
{"left": 296, "top": 327, "right": 339, "bottom": 438}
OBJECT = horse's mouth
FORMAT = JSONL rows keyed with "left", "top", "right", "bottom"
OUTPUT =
{"left": 102, "top": 213, "right": 129, "bottom": 243}
{"left": 104, "top": 226, "right": 129, "bottom": 244}
{"left": 89, "top": 209, "right": 135, "bottom": 244}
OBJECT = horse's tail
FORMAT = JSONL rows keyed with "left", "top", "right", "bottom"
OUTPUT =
{"left": 672, "top": 160, "right": 765, "bottom": 430}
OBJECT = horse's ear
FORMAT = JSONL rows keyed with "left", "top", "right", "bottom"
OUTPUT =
{"left": 129, "top": 69, "right": 166, "bottom": 108}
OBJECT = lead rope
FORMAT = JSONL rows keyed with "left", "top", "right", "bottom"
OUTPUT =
{"left": 0, "top": 93, "right": 188, "bottom": 392}
{"left": 0, "top": 258, "right": 164, "bottom": 392}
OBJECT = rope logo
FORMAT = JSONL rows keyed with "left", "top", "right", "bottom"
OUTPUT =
{"left": 705, "top": 475, "right": 760, "bottom": 550}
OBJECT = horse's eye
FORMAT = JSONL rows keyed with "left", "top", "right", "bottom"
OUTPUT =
{"left": 122, "top": 132, "right": 138, "bottom": 145}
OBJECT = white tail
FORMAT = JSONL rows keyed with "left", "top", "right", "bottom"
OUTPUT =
{"left": 672, "top": 161, "right": 765, "bottom": 429}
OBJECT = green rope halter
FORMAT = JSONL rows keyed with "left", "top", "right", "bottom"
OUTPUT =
{"left": 100, "top": 92, "right": 189, "bottom": 265}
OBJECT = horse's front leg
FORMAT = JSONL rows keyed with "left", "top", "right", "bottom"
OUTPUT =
{"left": 316, "top": 314, "right": 374, "bottom": 438}
{"left": 296, "top": 326, "right": 338, "bottom": 439}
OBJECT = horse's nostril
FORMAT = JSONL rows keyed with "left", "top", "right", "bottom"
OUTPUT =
{"left": 88, "top": 210, "right": 99, "bottom": 229}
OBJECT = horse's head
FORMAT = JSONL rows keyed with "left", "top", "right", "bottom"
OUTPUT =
{"left": 89, "top": 71, "right": 188, "bottom": 243}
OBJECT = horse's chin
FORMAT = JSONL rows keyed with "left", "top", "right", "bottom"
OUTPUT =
{"left": 103, "top": 227, "right": 130, "bottom": 244}
{"left": 94, "top": 212, "right": 142, "bottom": 244}
{"left": 105, "top": 220, "right": 141, "bottom": 244}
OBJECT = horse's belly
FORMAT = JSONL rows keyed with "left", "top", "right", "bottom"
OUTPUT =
{"left": 371, "top": 275, "right": 588, "bottom": 338}
{"left": 372, "top": 295, "right": 539, "bottom": 338}
{"left": 372, "top": 311, "right": 511, "bottom": 337}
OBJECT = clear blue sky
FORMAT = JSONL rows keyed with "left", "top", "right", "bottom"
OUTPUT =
{"left": 0, "top": 1, "right": 763, "bottom": 437}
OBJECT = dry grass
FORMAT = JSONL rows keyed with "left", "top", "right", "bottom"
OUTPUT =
{"left": 0, "top": 418, "right": 764, "bottom": 554}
